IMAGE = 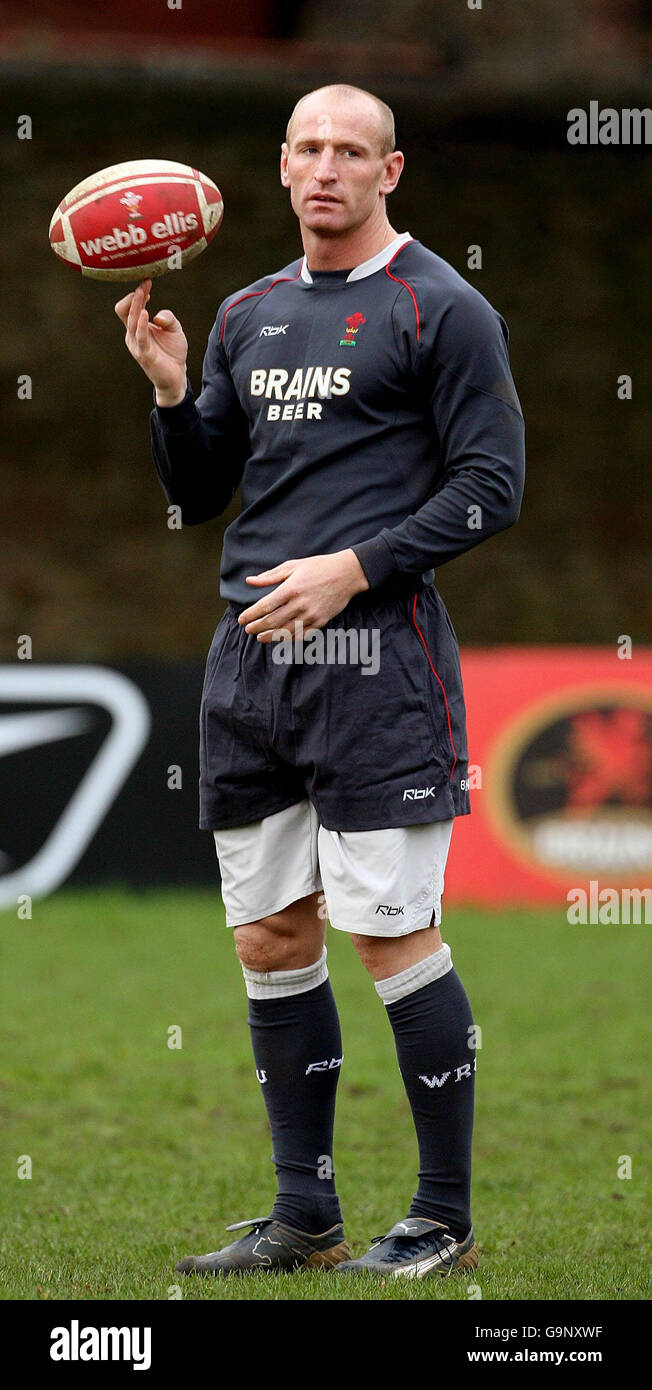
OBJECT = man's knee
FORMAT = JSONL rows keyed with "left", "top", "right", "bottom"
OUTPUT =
{"left": 234, "top": 914, "right": 297, "bottom": 972}
{"left": 350, "top": 918, "right": 441, "bottom": 981}
{"left": 349, "top": 932, "right": 384, "bottom": 973}
{"left": 234, "top": 892, "right": 324, "bottom": 971}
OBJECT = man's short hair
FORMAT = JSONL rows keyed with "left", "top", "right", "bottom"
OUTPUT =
{"left": 286, "top": 84, "right": 396, "bottom": 157}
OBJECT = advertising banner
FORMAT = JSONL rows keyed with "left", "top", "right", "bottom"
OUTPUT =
{"left": 448, "top": 647, "right": 652, "bottom": 905}
{"left": 1, "top": 648, "right": 650, "bottom": 906}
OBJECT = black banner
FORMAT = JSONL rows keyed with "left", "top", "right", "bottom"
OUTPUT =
{"left": 0, "top": 662, "right": 217, "bottom": 901}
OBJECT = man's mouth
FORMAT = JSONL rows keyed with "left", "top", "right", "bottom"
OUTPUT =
{"left": 308, "top": 194, "right": 341, "bottom": 204}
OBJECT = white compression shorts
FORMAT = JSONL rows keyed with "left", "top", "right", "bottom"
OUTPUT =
{"left": 213, "top": 800, "right": 454, "bottom": 937}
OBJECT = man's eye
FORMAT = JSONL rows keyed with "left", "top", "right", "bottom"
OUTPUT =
{"left": 344, "top": 150, "right": 361, "bottom": 157}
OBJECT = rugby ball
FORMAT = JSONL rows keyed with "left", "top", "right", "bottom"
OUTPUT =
{"left": 49, "top": 159, "right": 223, "bottom": 281}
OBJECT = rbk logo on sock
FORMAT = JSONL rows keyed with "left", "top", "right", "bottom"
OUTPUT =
{"left": 305, "top": 1057, "right": 343, "bottom": 1075}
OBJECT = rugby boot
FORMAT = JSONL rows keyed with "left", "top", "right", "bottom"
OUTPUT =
{"left": 334, "top": 1217, "right": 478, "bottom": 1279}
{"left": 176, "top": 1215, "right": 350, "bottom": 1275}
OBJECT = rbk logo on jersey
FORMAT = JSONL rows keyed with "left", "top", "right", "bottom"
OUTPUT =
{"left": 259, "top": 324, "right": 289, "bottom": 336}
{"left": 340, "top": 312, "right": 366, "bottom": 347}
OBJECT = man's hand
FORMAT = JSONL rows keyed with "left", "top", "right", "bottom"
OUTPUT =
{"left": 114, "top": 279, "right": 188, "bottom": 406}
{"left": 238, "top": 550, "right": 370, "bottom": 640}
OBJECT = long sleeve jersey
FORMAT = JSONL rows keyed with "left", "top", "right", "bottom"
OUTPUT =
{"left": 150, "top": 232, "right": 525, "bottom": 606}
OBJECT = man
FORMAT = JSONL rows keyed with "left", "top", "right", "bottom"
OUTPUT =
{"left": 116, "top": 84, "right": 525, "bottom": 1279}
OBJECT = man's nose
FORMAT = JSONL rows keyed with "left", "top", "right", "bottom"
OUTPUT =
{"left": 314, "top": 149, "right": 337, "bottom": 182}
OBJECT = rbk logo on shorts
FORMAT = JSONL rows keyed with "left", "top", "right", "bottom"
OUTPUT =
{"left": 419, "top": 1059, "right": 476, "bottom": 1089}
{"left": 403, "top": 786, "right": 437, "bottom": 800}
{"left": 305, "top": 1057, "right": 343, "bottom": 1075}
{"left": 375, "top": 904, "right": 405, "bottom": 916}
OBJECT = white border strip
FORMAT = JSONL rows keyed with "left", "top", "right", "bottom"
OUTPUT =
{"left": 0, "top": 666, "right": 150, "bottom": 906}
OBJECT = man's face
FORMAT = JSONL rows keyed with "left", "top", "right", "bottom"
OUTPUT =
{"left": 281, "top": 95, "right": 400, "bottom": 238}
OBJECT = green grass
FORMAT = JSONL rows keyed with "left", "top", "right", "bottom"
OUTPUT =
{"left": 0, "top": 891, "right": 649, "bottom": 1301}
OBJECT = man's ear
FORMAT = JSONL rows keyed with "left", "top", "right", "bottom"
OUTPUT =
{"left": 280, "top": 142, "right": 290, "bottom": 187}
{"left": 380, "top": 150, "right": 405, "bottom": 197}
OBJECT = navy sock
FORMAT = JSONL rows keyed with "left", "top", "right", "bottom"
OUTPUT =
{"left": 247, "top": 978, "right": 343, "bottom": 1233}
{"left": 384, "top": 967, "right": 475, "bottom": 1241}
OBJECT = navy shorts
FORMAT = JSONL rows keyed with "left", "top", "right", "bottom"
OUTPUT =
{"left": 199, "top": 582, "right": 470, "bottom": 833}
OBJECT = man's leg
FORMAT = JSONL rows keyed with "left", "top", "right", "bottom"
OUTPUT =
{"left": 350, "top": 919, "right": 475, "bottom": 1241}
{"left": 318, "top": 816, "right": 478, "bottom": 1276}
{"left": 176, "top": 802, "right": 350, "bottom": 1275}
{"left": 234, "top": 891, "right": 345, "bottom": 1234}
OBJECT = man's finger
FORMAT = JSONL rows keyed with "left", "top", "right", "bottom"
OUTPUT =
{"left": 135, "top": 307, "right": 150, "bottom": 350}
{"left": 238, "top": 585, "right": 296, "bottom": 627}
{"left": 256, "top": 617, "right": 315, "bottom": 642}
{"left": 127, "top": 287, "right": 145, "bottom": 339}
{"left": 114, "top": 290, "right": 135, "bottom": 325}
{"left": 244, "top": 575, "right": 287, "bottom": 587}
{"left": 240, "top": 600, "right": 291, "bottom": 629}
{"left": 249, "top": 603, "right": 304, "bottom": 638}
{"left": 116, "top": 288, "right": 148, "bottom": 330}
{"left": 245, "top": 562, "right": 296, "bottom": 587}
{"left": 127, "top": 280, "right": 151, "bottom": 332}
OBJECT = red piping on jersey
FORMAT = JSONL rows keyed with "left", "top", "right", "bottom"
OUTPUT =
{"left": 385, "top": 240, "right": 420, "bottom": 341}
{"left": 220, "top": 266, "right": 302, "bottom": 341}
{"left": 411, "top": 593, "right": 457, "bottom": 778}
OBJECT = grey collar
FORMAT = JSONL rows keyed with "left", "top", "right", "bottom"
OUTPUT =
{"left": 300, "top": 231, "right": 412, "bottom": 285}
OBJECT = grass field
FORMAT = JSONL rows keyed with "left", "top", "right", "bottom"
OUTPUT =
{"left": 0, "top": 890, "right": 649, "bottom": 1302}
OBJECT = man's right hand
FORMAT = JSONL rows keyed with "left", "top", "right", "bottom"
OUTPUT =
{"left": 114, "top": 278, "right": 189, "bottom": 407}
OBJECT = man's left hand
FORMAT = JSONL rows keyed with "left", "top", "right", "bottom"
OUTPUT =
{"left": 238, "top": 549, "right": 370, "bottom": 640}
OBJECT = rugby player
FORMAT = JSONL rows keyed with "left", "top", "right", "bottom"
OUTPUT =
{"left": 115, "top": 84, "right": 525, "bottom": 1279}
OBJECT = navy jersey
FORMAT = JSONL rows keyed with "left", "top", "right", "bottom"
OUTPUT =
{"left": 150, "top": 233, "right": 525, "bottom": 606}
